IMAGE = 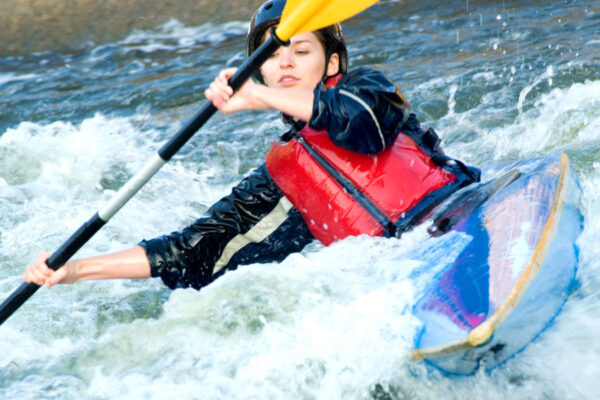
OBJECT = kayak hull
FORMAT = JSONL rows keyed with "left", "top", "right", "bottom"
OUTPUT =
{"left": 412, "top": 153, "right": 582, "bottom": 374}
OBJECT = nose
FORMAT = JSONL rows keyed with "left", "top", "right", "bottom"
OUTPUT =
{"left": 278, "top": 47, "right": 295, "bottom": 68}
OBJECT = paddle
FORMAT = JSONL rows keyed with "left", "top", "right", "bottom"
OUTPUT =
{"left": 0, "top": 0, "right": 380, "bottom": 325}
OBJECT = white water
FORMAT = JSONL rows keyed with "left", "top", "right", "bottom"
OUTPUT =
{"left": 2, "top": 2, "right": 600, "bottom": 398}
{"left": 2, "top": 73, "right": 600, "bottom": 399}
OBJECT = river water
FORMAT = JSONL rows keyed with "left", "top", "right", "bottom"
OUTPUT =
{"left": 1, "top": 0, "right": 600, "bottom": 398}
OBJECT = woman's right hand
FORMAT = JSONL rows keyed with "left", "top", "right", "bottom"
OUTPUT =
{"left": 204, "top": 68, "right": 266, "bottom": 114}
{"left": 23, "top": 251, "right": 77, "bottom": 288}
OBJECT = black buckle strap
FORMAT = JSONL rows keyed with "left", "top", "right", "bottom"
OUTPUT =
{"left": 421, "top": 127, "right": 481, "bottom": 183}
{"left": 423, "top": 127, "right": 442, "bottom": 152}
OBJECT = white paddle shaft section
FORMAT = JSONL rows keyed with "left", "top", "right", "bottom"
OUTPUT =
{"left": 98, "top": 153, "right": 167, "bottom": 221}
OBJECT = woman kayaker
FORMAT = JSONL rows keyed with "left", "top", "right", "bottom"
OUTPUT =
{"left": 23, "top": 0, "right": 478, "bottom": 290}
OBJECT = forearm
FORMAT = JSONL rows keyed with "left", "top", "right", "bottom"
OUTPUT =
{"left": 252, "top": 85, "right": 314, "bottom": 122}
{"left": 68, "top": 246, "right": 151, "bottom": 282}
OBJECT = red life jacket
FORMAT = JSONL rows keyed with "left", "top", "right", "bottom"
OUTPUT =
{"left": 265, "top": 80, "right": 459, "bottom": 245}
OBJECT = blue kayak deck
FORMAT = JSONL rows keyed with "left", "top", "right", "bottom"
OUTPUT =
{"left": 412, "top": 153, "right": 582, "bottom": 374}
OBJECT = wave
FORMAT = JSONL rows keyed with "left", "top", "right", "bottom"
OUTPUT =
{"left": 116, "top": 19, "right": 249, "bottom": 55}
{"left": 0, "top": 73, "right": 39, "bottom": 87}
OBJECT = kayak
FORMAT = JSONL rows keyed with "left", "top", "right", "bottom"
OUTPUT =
{"left": 411, "top": 153, "right": 582, "bottom": 374}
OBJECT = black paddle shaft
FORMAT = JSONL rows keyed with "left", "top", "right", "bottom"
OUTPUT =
{"left": 0, "top": 34, "right": 283, "bottom": 326}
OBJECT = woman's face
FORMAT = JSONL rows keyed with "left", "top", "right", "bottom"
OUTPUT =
{"left": 260, "top": 31, "right": 339, "bottom": 90}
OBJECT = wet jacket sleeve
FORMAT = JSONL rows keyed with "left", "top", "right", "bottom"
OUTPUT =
{"left": 309, "top": 67, "right": 409, "bottom": 154}
{"left": 139, "top": 164, "right": 313, "bottom": 290}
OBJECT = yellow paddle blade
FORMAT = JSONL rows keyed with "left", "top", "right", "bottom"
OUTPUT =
{"left": 275, "top": 0, "right": 379, "bottom": 41}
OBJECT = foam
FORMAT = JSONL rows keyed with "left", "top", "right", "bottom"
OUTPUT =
{"left": 0, "top": 73, "right": 38, "bottom": 87}
{"left": 119, "top": 19, "right": 248, "bottom": 54}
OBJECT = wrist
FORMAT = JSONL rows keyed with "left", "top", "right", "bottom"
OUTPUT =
{"left": 64, "top": 259, "right": 85, "bottom": 283}
{"left": 249, "top": 84, "right": 274, "bottom": 110}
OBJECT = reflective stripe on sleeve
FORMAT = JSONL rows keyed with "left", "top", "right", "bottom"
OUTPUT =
{"left": 212, "top": 196, "right": 294, "bottom": 275}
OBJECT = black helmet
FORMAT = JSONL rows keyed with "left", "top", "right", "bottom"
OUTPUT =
{"left": 246, "top": 0, "right": 348, "bottom": 77}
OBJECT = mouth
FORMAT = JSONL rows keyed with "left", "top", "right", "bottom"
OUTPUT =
{"left": 278, "top": 75, "right": 299, "bottom": 87}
